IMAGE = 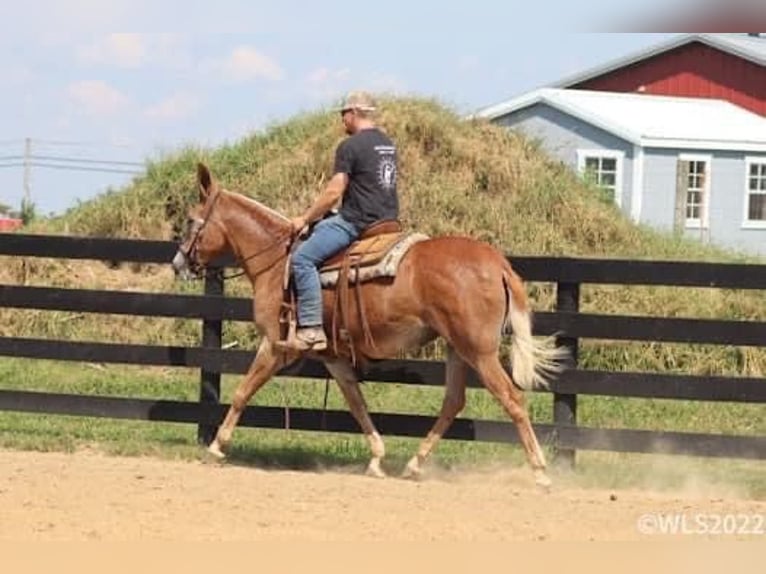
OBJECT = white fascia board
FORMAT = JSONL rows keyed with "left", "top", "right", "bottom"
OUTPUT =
{"left": 640, "top": 138, "right": 766, "bottom": 153}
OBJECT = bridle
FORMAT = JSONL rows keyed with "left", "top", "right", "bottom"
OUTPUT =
{"left": 180, "top": 189, "right": 294, "bottom": 280}
{"left": 180, "top": 190, "right": 221, "bottom": 271}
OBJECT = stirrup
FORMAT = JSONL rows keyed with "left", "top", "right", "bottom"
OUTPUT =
{"left": 274, "top": 328, "right": 328, "bottom": 352}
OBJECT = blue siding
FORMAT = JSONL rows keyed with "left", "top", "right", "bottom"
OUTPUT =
{"left": 494, "top": 105, "right": 766, "bottom": 258}
{"left": 642, "top": 149, "right": 766, "bottom": 256}
{"left": 641, "top": 150, "right": 679, "bottom": 228}
{"left": 497, "top": 104, "right": 636, "bottom": 215}
{"left": 708, "top": 152, "right": 748, "bottom": 252}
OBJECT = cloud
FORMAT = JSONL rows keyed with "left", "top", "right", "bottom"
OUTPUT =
{"left": 1, "top": 2, "right": 264, "bottom": 40}
{"left": 151, "top": 34, "right": 192, "bottom": 69}
{"left": 303, "top": 66, "right": 406, "bottom": 107}
{"left": 76, "top": 33, "right": 191, "bottom": 69}
{"left": 67, "top": 80, "right": 131, "bottom": 116}
{"left": 77, "top": 33, "right": 147, "bottom": 68}
{"left": 144, "top": 92, "right": 201, "bottom": 121}
{"left": 207, "top": 46, "right": 284, "bottom": 83}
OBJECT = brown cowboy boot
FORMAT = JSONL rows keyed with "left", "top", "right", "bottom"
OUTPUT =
{"left": 275, "top": 325, "right": 328, "bottom": 352}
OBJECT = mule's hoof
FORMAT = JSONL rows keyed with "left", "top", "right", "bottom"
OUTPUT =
{"left": 401, "top": 460, "right": 424, "bottom": 481}
{"left": 207, "top": 442, "right": 227, "bottom": 461}
{"left": 534, "top": 470, "right": 552, "bottom": 492}
{"left": 365, "top": 460, "right": 387, "bottom": 479}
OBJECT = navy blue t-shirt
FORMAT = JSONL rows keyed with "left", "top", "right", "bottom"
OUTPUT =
{"left": 334, "top": 128, "right": 398, "bottom": 232}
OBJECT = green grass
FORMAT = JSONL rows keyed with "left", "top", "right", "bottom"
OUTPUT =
{"left": 1, "top": 357, "right": 763, "bottom": 498}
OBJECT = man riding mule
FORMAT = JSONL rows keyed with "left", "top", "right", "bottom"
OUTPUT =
{"left": 171, "top": 119, "right": 567, "bottom": 491}
{"left": 283, "top": 91, "right": 399, "bottom": 353}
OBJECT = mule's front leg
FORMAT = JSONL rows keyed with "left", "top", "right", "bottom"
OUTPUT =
{"left": 324, "top": 359, "right": 387, "bottom": 478}
{"left": 208, "top": 339, "right": 292, "bottom": 460}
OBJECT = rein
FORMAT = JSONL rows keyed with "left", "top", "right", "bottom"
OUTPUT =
{"left": 221, "top": 233, "right": 293, "bottom": 280}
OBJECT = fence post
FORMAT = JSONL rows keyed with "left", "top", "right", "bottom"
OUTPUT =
{"left": 197, "top": 268, "right": 224, "bottom": 445}
{"left": 553, "top": 281, "right": 580, "bottom": 469}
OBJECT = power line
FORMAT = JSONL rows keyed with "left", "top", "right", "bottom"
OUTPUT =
{"left": 0, "top": 138, "right": 139, "bottom": 150}
{"left": 0, "top": 162, "right": 142, "bottom": 175}
{"left": 0, "top": 138, "right": 146, "bottom": 212}
{"left": 26, "top": 162, "right": 141, "bottom": 175}
{"left": 0, "top": 154, "right": 143, "bottom": 167}
{"left": 33, "top": 138, "right": 138, "bottom": 149}
{"left": 0, "top": 150, "right": 145, "bottom": 172}
{"left": 29, "top": 154, "right": 145, "bottom": 167}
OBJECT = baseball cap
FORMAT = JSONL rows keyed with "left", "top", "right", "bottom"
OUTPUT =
{"left": 338, "top": 91, "right": 377, "bottom": 113}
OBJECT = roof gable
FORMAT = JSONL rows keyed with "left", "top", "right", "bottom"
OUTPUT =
{"left": 555, "top": 34, "right": 766, "bottom": 89}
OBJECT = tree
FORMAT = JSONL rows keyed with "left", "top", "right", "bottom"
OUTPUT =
{"left": 20, "top": 198, "right": 36, "bottom": 225}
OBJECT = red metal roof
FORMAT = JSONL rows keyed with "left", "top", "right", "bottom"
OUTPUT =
{"left": 570, "top": 41, "right": 766, "bottom": 116}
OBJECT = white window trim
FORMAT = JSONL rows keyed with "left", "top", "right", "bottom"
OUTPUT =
{"left": 679, "top": 153, "right": 711, "bottom": 230}
{"left": 742, "top": 156, "right": 766, "bottom": 229}
{"left": 576, "top": 149, "right": 624, "bottom": 208}
{"left": 631, "top": 145, "right": 644, "bottom": 223}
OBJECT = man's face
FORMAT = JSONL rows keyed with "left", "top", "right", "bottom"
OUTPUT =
{"left": 340, "top": 107, "right": 357, "bottom": 135}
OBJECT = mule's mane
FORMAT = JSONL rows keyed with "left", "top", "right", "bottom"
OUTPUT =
{"left": 221, "top": 189, "right": 291, "bottom": 229}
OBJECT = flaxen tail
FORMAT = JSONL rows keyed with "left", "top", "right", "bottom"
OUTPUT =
{"left": 502, "top": 266, "right": 567, "bottom": 390}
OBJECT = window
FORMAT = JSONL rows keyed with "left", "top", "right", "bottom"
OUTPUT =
{"left": 674, "top": 155, "right": 710, "bottom": 230}
{"left": 685, "top": 160, "right": 706, "bottom": 221}
{"left": 745, "top": 158, "right": 766, "bottom": 226}
{"left": 577, "top": 150, "right": 623, "bottom": 206}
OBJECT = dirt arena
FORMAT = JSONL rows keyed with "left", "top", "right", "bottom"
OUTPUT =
{"left": 1, "top": 448, "right": 763, "bottom": 541}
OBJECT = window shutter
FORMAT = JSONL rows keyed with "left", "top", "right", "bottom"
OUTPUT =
{"left": 674, "top": 159, "right": 689, "bottom": 232}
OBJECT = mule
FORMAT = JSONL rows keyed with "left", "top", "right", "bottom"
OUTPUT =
{"left": 172, "top": 163, "right": 567, "bottom": 488}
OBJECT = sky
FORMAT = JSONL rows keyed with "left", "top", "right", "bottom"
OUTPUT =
{"left": 0, "top": 0, "right": 710, "bottom": 216}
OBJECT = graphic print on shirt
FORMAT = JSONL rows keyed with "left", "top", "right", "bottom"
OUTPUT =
{"left": 376, "top": 145, "right": 397, "bottom": 192}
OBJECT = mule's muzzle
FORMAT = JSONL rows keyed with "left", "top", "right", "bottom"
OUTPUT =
{"left": 172, "top": 250, "right": 201, "bottom": 280}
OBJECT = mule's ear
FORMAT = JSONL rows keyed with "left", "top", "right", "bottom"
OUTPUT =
{"left": 197, "top": 163, "right": 213, "bottom": 201}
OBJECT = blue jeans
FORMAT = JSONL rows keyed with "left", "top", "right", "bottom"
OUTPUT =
{"left": 291, "top": 214, "right": 359, "bottom": 327}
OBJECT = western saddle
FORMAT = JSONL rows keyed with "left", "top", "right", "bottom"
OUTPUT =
{"left": 280, "top": 219, "right": 422, "bottom": 364}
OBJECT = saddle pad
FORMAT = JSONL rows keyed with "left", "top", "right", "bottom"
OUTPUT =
{"left": 321, "top": 232, "right": 403, "bottom": 272}
{"left": 319, "top": 232, "right": 429, "bottom": 287}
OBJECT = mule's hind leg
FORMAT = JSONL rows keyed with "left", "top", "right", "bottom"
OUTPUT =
{"left": 473, "top": 353, "right": 551, "bottom": 489}
{"left": 208, "top": 339, "right": 293, "bottom": 459}
{"left": 402, "top": 346, "right": 468, "bottom": 479}
{"left": 324, "top": 359, "right": 387, "bottom": 478}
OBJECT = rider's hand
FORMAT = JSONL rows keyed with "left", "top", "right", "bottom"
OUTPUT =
{"left": 291, "top": 215, "right": 308, "bottom": 235}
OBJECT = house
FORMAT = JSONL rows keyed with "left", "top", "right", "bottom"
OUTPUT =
{"left": 555, "top": 33, "right": 766, "bottom": 116}
{"left": 474, "top": 88, "right": 766, "bottom": 257}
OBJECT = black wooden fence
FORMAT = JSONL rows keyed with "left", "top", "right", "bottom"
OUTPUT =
{"left": 0, "top": 233, "right": 764, "bottom": 464}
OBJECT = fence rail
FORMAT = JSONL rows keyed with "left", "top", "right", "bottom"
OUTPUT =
{"left": 1, "top": 233, "right": 765, "bottom": 463}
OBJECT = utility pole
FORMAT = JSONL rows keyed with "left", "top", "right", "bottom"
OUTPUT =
{"left": 23, "top": 137, "right": 31, "bottom": 208}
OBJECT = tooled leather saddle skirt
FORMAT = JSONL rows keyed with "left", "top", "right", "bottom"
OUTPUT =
{"left": 317, "top": 220, "right": 428, "bottom": 287}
